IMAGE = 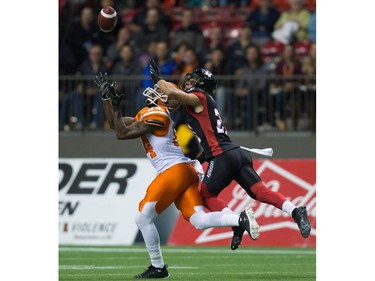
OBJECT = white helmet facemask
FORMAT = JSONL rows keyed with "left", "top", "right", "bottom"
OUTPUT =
{"left": 142, "top": 85, "right": 168, "bottom": 106}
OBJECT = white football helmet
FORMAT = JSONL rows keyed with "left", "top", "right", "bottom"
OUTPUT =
{"left": 142, "top": 85, "right": 168, "bottom": 106}
{"left": 142, "top": 84, "right": 181, "bottom": 112}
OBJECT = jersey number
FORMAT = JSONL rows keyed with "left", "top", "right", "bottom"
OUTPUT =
{"left": 214, "top": 108, "right": 227, "bottom": 134}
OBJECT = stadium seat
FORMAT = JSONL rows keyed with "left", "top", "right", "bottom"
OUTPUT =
{"left": 261, "top": 40, "right": 285, "bottom": 70}
{"left": 121, "top": 8, "right": 139, "bottom": 25}
{"left": 225, "top": 21, "right": 244, "bottom": 40}
{"left": 294, "top": 41, "right": 313, "bottom": 59}
{"left": 272, "top": 0, "right": 291, "bottom": 11}
{"left": 199, "top": 21, "right": 225, "bottom": 39}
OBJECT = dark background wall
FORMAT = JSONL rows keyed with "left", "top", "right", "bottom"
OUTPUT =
{"left": 59, "top": 131, "right": 316, "bottom": 159}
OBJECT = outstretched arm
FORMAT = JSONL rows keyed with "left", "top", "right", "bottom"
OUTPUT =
{"left": 111, "top": 95, "right": 159, "bottom": 139}
{"left": 102, "top": 99, "right": 135, "bottom": 129}
{"left": 149, "top": 58, "right": 203, "bottom": 113}
{"left": 112, "top": 112, "right": 157, "bottom": 139}
{"left": 95, "top": 73, "right": 136, "bottom": 129}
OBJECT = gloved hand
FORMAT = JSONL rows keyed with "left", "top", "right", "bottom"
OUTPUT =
{"left": 94, "top": 72, "right": 116, "bottom": 100}
{"left": 149, "top": 57, "right": 162, "bottom": 84}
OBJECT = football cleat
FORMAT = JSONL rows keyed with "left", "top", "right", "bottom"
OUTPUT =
{"left": 133, "top": 264, "right": 169, "bottom": 279}
{"left": 231, "top": 207, "right": 260, "bottom": 250}
{"left": 230, "top": 226, "right": 244, "bottom": 250}
{"left": 292, "top": 206, "right": 311, "bottom": 238}
{"left": 240, "top": 207, "right": 260, "bottom": 240}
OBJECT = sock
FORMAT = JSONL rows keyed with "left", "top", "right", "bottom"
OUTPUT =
{"left": 135, "top": 212, "right": 164, "bottom": 268}
{"left": 140, "top": 223, "right": 164, "bottom": 268}
{"left": 221, "top": 207, "right": 234, "bottom": 214}
{"left": 190, "top": 211, "right": 239, "bottom": 229}
{"left": 250, "top": 181, "right": 286, "bottom": 210}
{"left": 282, "top": 200, "right": 296, "bottom": 216}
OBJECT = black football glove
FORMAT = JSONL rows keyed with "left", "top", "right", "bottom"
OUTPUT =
{"left": 149, "top": 57, "right": 162, "bottom": 84}
{"left": 94, "top": 72, "right": 116, "bottom": 100}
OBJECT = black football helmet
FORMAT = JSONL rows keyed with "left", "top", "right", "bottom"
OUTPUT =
{"left": 182, "top": 68, "right": 218, "bottom": 94}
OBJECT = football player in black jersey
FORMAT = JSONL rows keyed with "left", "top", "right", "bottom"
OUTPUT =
{"left": 149, "top": 58, "right": 311, "bottom": 250}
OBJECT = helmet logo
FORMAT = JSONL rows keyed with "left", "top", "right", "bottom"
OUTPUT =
{"left": 202, "top": 69, "right": 213, "bottom": 78}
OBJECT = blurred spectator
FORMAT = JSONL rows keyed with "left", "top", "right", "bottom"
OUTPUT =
{"left": 59, "top": 27, "right": 76, "bottom": 75}
{"left": 272, "top": 0, "right": 311, "bottom": 44}
{"left": 235, "top": 45, "right": 269, "bottom": 130}
{"left": 225, "top": 25, "right": 254, "bottom": 73}
{"left": 112, "top": 44, "right": 144, "bottom": 117}
{"left": 187, "top": 0, "right": 251, "bottom": 6}
{"left": 269, "top": 43, "right": 302, "bottom": 131}
{"left": 308, "top": 11, "right": 316, "bottom": 43}
{"left": 59, "top": 0, "right": 84, "bottom": 37}
{"left": 139, "top": 41, "right": 177, "bottom": 110}
{"left": 299, "top": 43, "right": 316, "bottom": 130}
{"left": 200, "top": 26, "right": 226, "bottom": 63}
{"left": 173, "top": 47, "right": 200, "bottom": 79}
{"left": 260, "top": 39, "right": 285, "bottom": 71}
{"left": 131, "top": 0, "right": 171, "bottom": 32}
{"left": 63, "top": 6, "right": 112, "bottom": 70}
{"left": 143, "top": 41, "right": 176, "bottom": 89}
{"left": 171, "top": 8, "right": 205, "bottom": 56}
{"left": 172, "top": 41, "right": 192, "bottom": 65}
{"left": 245, "top": 0, "right": 281, "bottom": 47}
{"left": 106, "top": 26, "right": 138, "bottom": 70}
{"left": 300, "top": 43, "right": 315, "bottom": 87}
{"left": 204, "top": 48, "right": 233, "bottom": 127}
{"left": 60, "top": 45, "right": 108, "bottom": 129}
{"left": 138, "top": 40, "right": 158, "bottom": 67}
{"left": 134, "top": 8, "right": 169, "bottom": 53}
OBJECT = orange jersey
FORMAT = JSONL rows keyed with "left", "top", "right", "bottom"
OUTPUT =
{"left": 135, "top": 105, "right": 190, "bottom": 174}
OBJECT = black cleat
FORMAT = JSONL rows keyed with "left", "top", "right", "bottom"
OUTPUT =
{"left": 133, "top": 265, "right": 169, "bottom": 279}
{"left": 230, "top": 226, "right": 245, "bottom": 250}
{"left": 231, "top": 207, "right": 260, "bottom": 250}
{"left": 292, "top": 206, "right": 311, "bottom": 238}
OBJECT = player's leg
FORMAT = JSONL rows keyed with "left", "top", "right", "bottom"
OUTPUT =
{"left": 173, "top": 164, "right": 259, "bottom": 240}
{"left": 135, "top": 163, "right": 198, "bottom": 278}
{"left": 234, "top": 148, "right": 311, "bottom": 238}
{"left": 199, "top": 150, "right": 261, "bottom": 249}
{"left": 200, "top": 152, "right": 236, "bottom": 212}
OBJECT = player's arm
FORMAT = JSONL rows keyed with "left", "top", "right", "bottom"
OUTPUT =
{"left": 149, "top": 58, "right": 203, "bottom": 113}
{"left": 112, "top": 111, "right": 158, "bottom": 139}
{"left": 111, "top": 95, "right": 159, "bottom": 139}
{"left": 95, "top": 73, "right": 136, "bottom": 129}
{"left": 157, "top": 80, "right": 203, "bottom": 111}
{"left": 103, "top": 99, "right": 135, "bottom": 129}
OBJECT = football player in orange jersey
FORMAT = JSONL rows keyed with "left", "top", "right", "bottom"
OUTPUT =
{"left": 94, "top": 73, "right": 260, "bottom": 279}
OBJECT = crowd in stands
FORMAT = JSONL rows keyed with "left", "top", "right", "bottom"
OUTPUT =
{"left": 59, "top": 0, "right": 316, "bottom": 132}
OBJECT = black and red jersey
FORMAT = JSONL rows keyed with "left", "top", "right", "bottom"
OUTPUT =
{"left": 185, "top": 87, "right": 238, "bottom": 161}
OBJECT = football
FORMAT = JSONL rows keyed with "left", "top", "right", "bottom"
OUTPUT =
{"left": 97, "top": 6, "right": 118, "bottom": 33}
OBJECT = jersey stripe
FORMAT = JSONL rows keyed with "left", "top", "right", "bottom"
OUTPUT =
{"left": 190, "top": 92, "right": 223, "bottom": 157}
{"left": 144, "top": 119, "right": 164, "bottom": 127}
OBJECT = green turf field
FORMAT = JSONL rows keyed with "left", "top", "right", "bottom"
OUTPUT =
{"left": 59, "top": 245, "right": 316, "bottom": 280}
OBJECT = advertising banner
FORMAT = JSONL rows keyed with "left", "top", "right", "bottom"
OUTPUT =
{"left": 59, "top": 158, "right": 155, "bottom": 245}
{"left": 168, "top": 159, "right": 316, "bottom": 247}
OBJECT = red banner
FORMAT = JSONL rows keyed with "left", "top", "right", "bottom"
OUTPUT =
{"left": 168, "top": 159, "right": 316, "bottom": 247}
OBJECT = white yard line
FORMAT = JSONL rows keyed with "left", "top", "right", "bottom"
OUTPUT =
{"left": 59, "top": 247, "right": 315, "bottom": 255}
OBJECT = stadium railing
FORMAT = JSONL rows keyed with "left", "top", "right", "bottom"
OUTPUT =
{"left": 59, "top": 74, "right": 316, "bottom": 133}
